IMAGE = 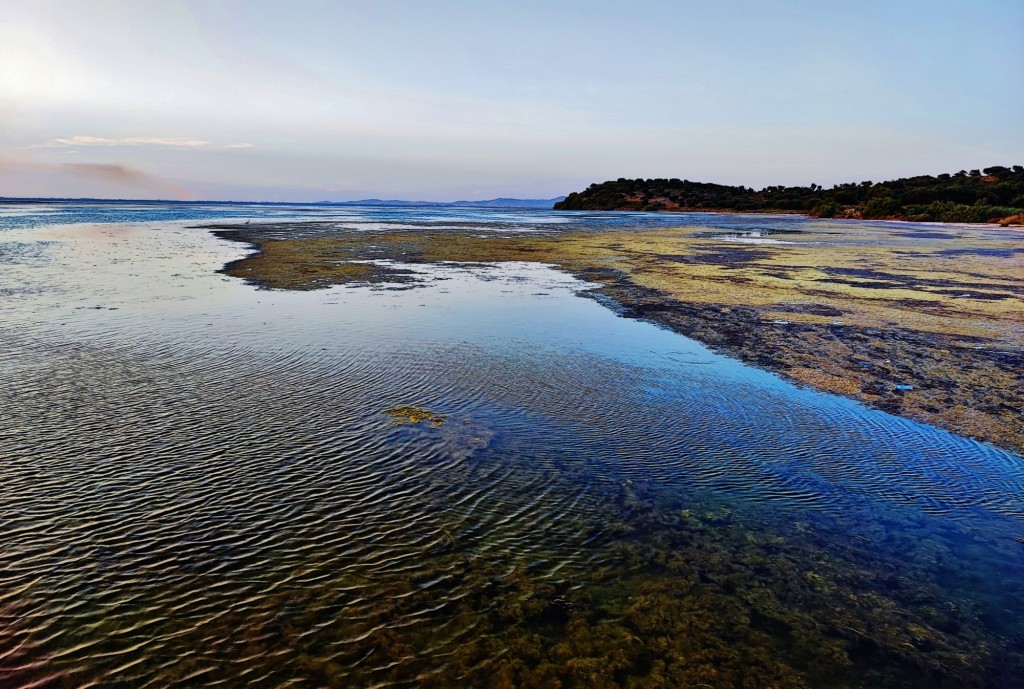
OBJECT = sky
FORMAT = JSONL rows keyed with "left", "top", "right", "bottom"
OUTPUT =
{"left": 1, "top": 0, "right": 1021, "bottom": 202}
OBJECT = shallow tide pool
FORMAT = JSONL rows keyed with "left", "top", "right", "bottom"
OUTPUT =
{"left": 1, "top": 204, "right": 1023, "bottom": 688}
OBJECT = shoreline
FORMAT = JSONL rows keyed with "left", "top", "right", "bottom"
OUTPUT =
{"left": 576, "top": 206, "right": 1024, "bottom": 227}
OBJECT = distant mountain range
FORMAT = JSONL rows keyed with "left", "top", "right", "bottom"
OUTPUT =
{"left": 0, "top": 196, "right": 566, "bottom": 209}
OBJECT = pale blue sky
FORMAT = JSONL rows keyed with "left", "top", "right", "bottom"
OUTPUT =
{"left": 1, "top": 0, "right": 1021, "bottom": 201}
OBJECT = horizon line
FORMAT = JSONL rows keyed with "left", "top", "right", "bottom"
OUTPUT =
{"left": 0, "top": 195, "right": 568, "bottom": 207}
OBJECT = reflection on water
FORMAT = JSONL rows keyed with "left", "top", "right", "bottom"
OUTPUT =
{"left": 1, "top": 205, "right": 1023, "bottom": 688}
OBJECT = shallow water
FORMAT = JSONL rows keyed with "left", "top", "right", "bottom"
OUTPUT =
{"left": 1, "top": 203, "right": 1023, "bottom": 687}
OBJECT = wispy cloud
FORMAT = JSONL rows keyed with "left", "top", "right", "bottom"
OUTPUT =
{"left": 30, "top": 136, "right": 254, "bottom": 150}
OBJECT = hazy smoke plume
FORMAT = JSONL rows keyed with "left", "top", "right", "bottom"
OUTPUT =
{"left": 0, "top": 157, "right": 193, "bottom": 200}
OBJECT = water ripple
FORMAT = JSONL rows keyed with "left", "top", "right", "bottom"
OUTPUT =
{"left": 2, "top": 215, "right": 1023, "bottom": 687}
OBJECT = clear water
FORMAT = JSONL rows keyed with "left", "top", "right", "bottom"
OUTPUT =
{"left": 0, "top": 199, "right": 821, "bottom": 235}
{"left": 1, "top": 203, "right": 1022, "bottom": 688}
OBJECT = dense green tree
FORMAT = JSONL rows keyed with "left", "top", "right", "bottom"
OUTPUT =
{"left": 553, "top": 165, "right": 1024, "bottom": 223}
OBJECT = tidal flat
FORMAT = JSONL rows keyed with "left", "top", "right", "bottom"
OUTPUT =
{"left": 1, "top": 203, "right": 1023, "bottom": 688}
{"left": 211, "top": 215, "right": 1024, "bottom": 454}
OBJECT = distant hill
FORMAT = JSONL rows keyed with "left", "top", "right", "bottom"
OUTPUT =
{"left": 554, "top": 166, "right": 1024, "bottom": 224}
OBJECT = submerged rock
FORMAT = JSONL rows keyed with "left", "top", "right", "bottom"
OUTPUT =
{"left": 385, "top": 405, "right": 447, "bottom": 427}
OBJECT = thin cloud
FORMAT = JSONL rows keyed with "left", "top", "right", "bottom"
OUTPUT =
{"left": 30, "top": 136, "right": 254, "bottom": 150}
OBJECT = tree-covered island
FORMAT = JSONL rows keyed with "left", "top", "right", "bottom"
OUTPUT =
{"left": 555, "top": 165, "right": 1024, "bottom": 224}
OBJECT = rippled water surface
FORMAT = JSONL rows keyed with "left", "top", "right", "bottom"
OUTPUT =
{"left": 1, "top": 203, "right": 1023, "bottom": 688}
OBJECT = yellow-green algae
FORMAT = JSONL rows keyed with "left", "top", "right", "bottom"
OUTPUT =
{"left": 386, "top": 405, "right": 448, "bottom": 427}
{"left": 213, "top": 222, "right": 1024, "bottom": 455}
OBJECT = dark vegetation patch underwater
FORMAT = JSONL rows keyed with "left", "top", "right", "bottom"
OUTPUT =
{"left": 9, "top": 469, "right": 1020, "bottom": 688}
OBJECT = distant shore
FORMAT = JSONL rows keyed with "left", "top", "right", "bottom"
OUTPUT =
{"left": 614, "top": 206, "right": 1024, "bottom": 226}
{"left": 555, "top": 166, "right": 1024, "bottom": 225}
{"left": 643, "top": 207, "right": 1024, "bottom": 226}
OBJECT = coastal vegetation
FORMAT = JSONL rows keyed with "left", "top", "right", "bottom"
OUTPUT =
{"left": 554, "top": 166, "right": 1024, "bottom": 223}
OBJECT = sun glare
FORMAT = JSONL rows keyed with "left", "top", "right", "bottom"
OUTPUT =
{"left": 0, "top": 29, "right": 93, "bottom": 104}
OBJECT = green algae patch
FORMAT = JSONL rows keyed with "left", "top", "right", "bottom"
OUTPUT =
{"left": 214, "top": 235, "right": 421, "bottom": 290}
{"left": 386, "top": 406, "right": 447, "bottom": 427}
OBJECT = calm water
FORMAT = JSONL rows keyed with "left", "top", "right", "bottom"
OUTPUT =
{"left": 1, "top": 203, "right": 1022, "bottom": 688}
